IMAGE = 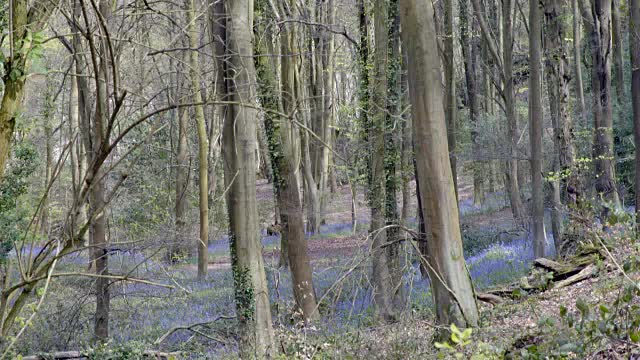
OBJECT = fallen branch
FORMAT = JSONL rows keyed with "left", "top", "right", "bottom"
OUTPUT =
{"left": 476, "top": 292, "right": 504, "bottom": 305}
{"left": 154, "top": 315, "right": 235, "bottom": 345}
{"left": 21, "top": 350, "right": 182, "bottom": 360}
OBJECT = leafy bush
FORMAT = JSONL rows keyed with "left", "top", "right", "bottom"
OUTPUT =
{"left": 0, "top": 143, "right": 38, "bottom": 261}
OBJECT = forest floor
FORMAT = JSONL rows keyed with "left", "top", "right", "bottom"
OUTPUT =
{"left": 13, "top": 174, "right": 637, "bottom": 359}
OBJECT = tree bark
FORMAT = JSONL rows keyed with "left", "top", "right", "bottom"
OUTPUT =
{"left": 590, "top": 0, "right": 621, "bottom": 207}
{"left": 187, "top": 0, "right": 209, "bottom": 280}
{"left": 461, "top": 0, "right": 484, "bottom": 205}
{"left": 612, "top": 0, "right": 625, "bottom": 100}
{"left": 400, "top": 0, "right": 480, "bottom": 327}
{"left": 530, "top": 0, "right": 546, "bottom": 258}
{"left": 369, "top": 0, "right": 396, "bottom": 322}
{"left": 631, "top": 0, "right": 640, "bottom": 233}
{"left": 385, "top": 0, "right": 404, "bottom": 308}
{"left": 0, "top": 0, "right": 61, "bottom": 179}
{"left": 222, "top": 0, "right": 275, "bottom": 356}
{"left": 254, "top": 1, "right": 319, "bottom": 322}
{"left": 444, "top": 0, "right": 458, "bottom": 199}
{"left": 573, "top": 0, "right": 588, "bottom": 123}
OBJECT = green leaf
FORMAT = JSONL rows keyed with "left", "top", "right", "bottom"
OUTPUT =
{"left": 435, "top": 342, "right": 453, "bottom": 350}
{"left": 559, "top": 305, "right": 567, "bottom": 317}
{"left": 631, "top": 331, "right": 640, "bottom": 343}
{"left": 461, "top": 328, "right": 472, "bottom": 340}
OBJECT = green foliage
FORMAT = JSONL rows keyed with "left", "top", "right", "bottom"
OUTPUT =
{"left": 87, "top": 341, "right": 152, "bottom": 360}
{"left": 0, "top": 143, "right": 38, "bottom": 261}
{"left": 435, "top": 324, "right": 501, "bottom": 359}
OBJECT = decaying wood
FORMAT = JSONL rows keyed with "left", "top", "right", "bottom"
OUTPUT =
{"left": 476, "top": 292, "right": 504, "bottom": 305}
{"left": 552, "top": 264, "right": 597, "bottom": 290}
{"left": 487, "top": 247, "right": 604, "bottom": 299}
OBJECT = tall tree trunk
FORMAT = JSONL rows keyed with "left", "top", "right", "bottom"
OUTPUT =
{"left": 503, "top": 0, "right": 526, "bottom": 223}
{"left": 631, "top": 0, "right": 640, "bottom": 233}
{"left": 573, "top": 0, "right": 588, "bottom": 123}
{"left": 370, "top": 0, "right": 395, "bottom": 322}
{"left": 254, "top": 1, "right": 319, "bottom": 322}
{"left": 187, "top": 0, "right": 209, "bottom": 280}
{"left": 444, "top": 0, "right": 458, "bottom": 199}
{"left": 544, "top": 0, "right": 576, "bottom": 254}
{"left": 173, "top": 88, "right": 189, "bottom": 262}
{"left": 385, "top": 0, "right": 404, "bottom": 308}
{"left": 590, "top": 0, "right": 621, "bottom": 208}
{"left": 461, "top": 0, "right": 484, "bottom": 205}
{"left": 612, "top": 0, "right": 625, "bottom": 100}
{"left": 400, "top": 0, "right": 480, "bottom": 328}
{"left": 530, "top": 0, "right": 545, "bottom": 258}
{"left": 85, "top": 0, "right": 113, "bottom": 341}
{"left": 222, "top": 0, "right": 275, "bottom": 356}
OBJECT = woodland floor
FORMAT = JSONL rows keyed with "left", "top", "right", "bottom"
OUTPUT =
{"left": 13, "top": 172, "right": 636, "bottom": 359}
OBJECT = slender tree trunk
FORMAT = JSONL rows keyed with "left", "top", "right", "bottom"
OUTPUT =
{"left": 187, "top": 0, "right": 209, "bottom": 280}
{"left": 461, "top": 0, "right": 484, "bottom": 206}
{"left": 254, "top": 1, "right": 319, "bottom": 322}
{"left": 400, "top": 0, "right": 480, "bottom": 328}
{"left": 544, "top": 0, "right": 576, "bottom": 255}
{"left": 444, "top": 0, "right": 458, "bottom": 199}
{"left": 573, "top": 0, "right": 588, "bottom": 123}
{"left": 385, "top": 0, "right": 404, "bottom": 308}
{"left": 222, "top": 0, "right": 275, "bottom": 356}
{"left": 612, "top": 0, "right": 625, "bottom": 100}
{"left": 503, "top": 0, "right": 526, "bottom": 223}
{"left": 631, "top": 0, "right": 640, "bottom": 233}
{"left": 530, "top": 0, "right": 545, "bottom": 258}
{"left": 173, "top": 93, "right": 189, "bottom": 262}
{"left": 590, "top": 0, "right": 621, "bottom": 208}
{"left": 370, "top": 0, "right": 395, "bottom": 322}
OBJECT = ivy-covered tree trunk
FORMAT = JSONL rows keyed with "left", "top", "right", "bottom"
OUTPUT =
{"left": 385, "top": 0, "right": 404, "bottom": 308}
{"left": 400, "top": 0, "right": 480, "bottom": 328}
{"left": 254, "top": 1, "right": 319, "bottom": 322}
{"left": 0, "top": 0, "right": 60, "bottom": 179}
{"left": 222, "top": 0, "right": 275, "bottom": 356}
{"left": 370, "top": 0, "right": 396, "bottom": 323}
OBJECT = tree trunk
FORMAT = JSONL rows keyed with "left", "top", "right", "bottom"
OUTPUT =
{"left": 400, "top": 0, "right": 480, "bottom": 327}
{"left": 444, "top": 0, "right": 458, "bottom": 200}
{"left": 369, "top": 0, "right": 395, "bottom": 322}
{"left": 612, "top": 0, "right": 625, "bottom": 100}
{"left": 590, "top": 0, "right": 621, "bottom": 208}
{"left": 385, "top": 0, "right": 404, "bottom": 308}
{"left": 544, "top": 0, "right": 576, "bottom": 254}
{"left": 503, "top": 0, "right": 526, "bottom": 223}
{"left": 222, "top": 0, "right": 275, "bottom": 356}
{"left": 187, "top": 0, "right": 209, "bottom": 280}
{"left": 631, "top": 0, "right": 640, "bottom": 233}
{"left": 573, "top": 0, "right": 588, "bottom": 124}
{"left": 173, "top": 91, "right": 189, "bottom": 262}
{"left": 254, "top": 1, "right": 319, "bottom": 322}
{"left": 530, "top": 0, "right": 545, "bottom": 258}
{"left": 461, "top": 0, "right": 484, "bottom": 206}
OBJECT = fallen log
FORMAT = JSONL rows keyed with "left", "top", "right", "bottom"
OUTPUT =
{"left": 476, "top": 292, "right": 504, "bottom": 305}
{"left": 552, "top": 264, "right": 597, "bottom": 290}
{"left": 21, "top": 350, "right": 181, "bottom": 360}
